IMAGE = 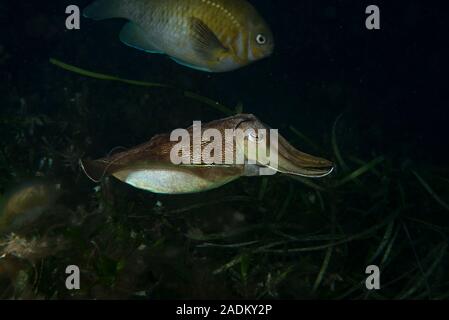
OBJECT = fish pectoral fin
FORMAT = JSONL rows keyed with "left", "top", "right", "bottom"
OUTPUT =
{"left": 120, "top": 22, "right": 164, "bottom": 54}
{"left": 188, "top": 17, "right": 228, "bottom": 61}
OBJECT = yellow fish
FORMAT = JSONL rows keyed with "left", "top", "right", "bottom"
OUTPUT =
{"left": 84, "top": 0, "right": 274, "bottom": 72}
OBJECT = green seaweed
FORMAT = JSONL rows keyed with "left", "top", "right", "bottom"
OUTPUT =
{"left": 334, "top": 156, "right": 384, "bottom": 187}
{"left": 0, "top": 57, "right": 448, "bottom": 300}
{"left": 50, "top": 58, "right": 235, "bottom": 116}
{"left": 412, "top": 170, "right": 449, "bottom": 211}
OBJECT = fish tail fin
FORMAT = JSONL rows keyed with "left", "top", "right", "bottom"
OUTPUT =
{"left": 83, "top": 0, "right": 126, "bottom": 20}
{"left": 79, "top": 159, "right": 109, "bottom": 183}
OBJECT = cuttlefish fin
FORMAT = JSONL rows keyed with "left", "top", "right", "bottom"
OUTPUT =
{"left": 113, "top": 165, "right": 244, "bottom": 194}
{"left": 120, "top": 22, "right": 164, "bottom": 54}
{"left": 81, "top": 157, "right": 245, "bottom": 194}
{"left": 188, "top": 17, "right": 228, "bottom": 61}
{"left": 83, "top": 0, "right": 125, "bottom": 20}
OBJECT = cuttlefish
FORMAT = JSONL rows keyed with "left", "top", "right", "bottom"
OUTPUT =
{"left": 80, "top": 114, "right": 334, "bottom": 194}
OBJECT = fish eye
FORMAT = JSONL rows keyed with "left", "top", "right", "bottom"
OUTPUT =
{"left": 256, "top": 34, "right": 267, "bottom": 45}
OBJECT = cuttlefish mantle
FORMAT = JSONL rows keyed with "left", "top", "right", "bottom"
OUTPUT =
{"left": 80, "top": 114, "right": 334, "bottom": 194}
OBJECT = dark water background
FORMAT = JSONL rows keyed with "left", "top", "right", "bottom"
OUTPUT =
{"left": 3, "top": 1, "right": 448, "bottom": 163}
{"left": 1, "top": 0, "right": 448, "bottom": 299}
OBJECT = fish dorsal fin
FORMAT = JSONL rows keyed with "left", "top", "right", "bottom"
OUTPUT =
{"left": 189, "top": 17, "right": 228, "bottom": 61}
{"left": 119, "top": 22, "right": 164, "bottom": 54}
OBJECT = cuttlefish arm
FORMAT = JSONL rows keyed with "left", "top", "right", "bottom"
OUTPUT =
{"left": 234, "top": 114, "right": 334, "bottom": 178}
{"left": 80, "top": 114, "right": 334, "bottom": 194}
{"left": 265, "top": 134, "right": 334, "bottom": 177}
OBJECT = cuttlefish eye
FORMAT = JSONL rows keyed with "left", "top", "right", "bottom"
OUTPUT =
{"left": 256, "top": 34, "right": 267, "bottom": 45}
{"left": 248, "top": 130, "right": 265, "bottom": 143}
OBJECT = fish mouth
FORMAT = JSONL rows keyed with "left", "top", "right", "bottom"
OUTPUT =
{"left": 264, "top": 135, "right": 334, "bottom": 178}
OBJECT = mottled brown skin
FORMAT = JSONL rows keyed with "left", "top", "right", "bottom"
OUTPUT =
{"left": 81, "top": 114, "right": 334, "bottom": 188}
{"left": 82, "top": 114, "right": 252, "bottom": 181}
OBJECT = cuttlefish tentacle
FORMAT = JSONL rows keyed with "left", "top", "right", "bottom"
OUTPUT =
{"left": 80, "top": 114, "right": 334, "bottom": 194}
